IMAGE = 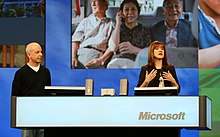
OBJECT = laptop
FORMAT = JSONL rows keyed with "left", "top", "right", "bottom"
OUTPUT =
{"left": 134, "top": 47, "right": 198, "bottom": 68}
{"left": 166, "top": 47, "right": 198, "bottom": 68}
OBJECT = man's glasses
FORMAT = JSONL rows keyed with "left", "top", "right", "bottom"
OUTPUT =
{"left": 164, "top": 2, "right": 182, "bottom": 10}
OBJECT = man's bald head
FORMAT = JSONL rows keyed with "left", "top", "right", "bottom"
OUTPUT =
{"left": 26, "top": 42, "right": 42, "bottom": 54}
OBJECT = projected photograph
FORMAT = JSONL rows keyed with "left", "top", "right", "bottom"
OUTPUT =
{"left": 0, "top": 0, "right": 45, "bottom": 68}
{"left": 198, "top": 0, "right": 220, "bottom": 68}
{"left": 71, "top": 0, "right": 198, "bottom": 69}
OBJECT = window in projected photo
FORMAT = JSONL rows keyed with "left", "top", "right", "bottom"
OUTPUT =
{"left": 0, "top": 0, "right": 45, "bottom": 68}
{"left": 71, "top": 0, "right": 198, "bottom": 69}
{"left": 0, "top": 0, "right": 44, "bottom": 17}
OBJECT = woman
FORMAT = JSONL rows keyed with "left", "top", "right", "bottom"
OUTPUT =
{"left": 107, "top": 0, "right": 152, "bottom": 68}
{"left": 86, "top": 0, "right": 152, "bottom": 68}
{"left": 137, "top": 41, "right": 180, "bottom": 94}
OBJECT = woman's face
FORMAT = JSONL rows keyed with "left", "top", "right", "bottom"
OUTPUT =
{"left": 122, "top": 2, "right": 139, "bottom": 24}
{"left": 153, "top": 45, "right": 164, "bottom": 59}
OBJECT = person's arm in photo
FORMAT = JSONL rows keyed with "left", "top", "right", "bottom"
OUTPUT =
{"left": 199, "top": 44, "right": 220, "bottom": 68}
{"left": 71, "top": 17, "right": 86, "bottom": 68}
{"left": 72, "top": 41, "right": 80, "bottom": 68}
{"left": 108, "top": 11, "right": 123, "bottom": 51}
{"left": 85, "top": 48, "right": 113, "bottom": 68}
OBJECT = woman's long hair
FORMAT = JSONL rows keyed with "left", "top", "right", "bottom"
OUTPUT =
{"left": 148, "top": 41, "right": 168, "bottom": 67}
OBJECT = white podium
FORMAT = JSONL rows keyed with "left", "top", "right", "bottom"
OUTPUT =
{"left": 11, "top": 96, "right": 211, "bottom": 130}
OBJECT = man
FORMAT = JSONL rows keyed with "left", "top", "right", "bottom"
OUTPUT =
{"left": 12, "top": 42, "right": 51, "bottom": 137}
{"left": 72, "top": 0, "right": 115, "bottom": 69}
{"left": 151, "top": 0, "right": 198, "bottom": 48}
{"left": 135, "top": 0, "right": 198, "bottom": 68}
{"left": 198, "top": 0, "right": 220, "bottom": 68}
